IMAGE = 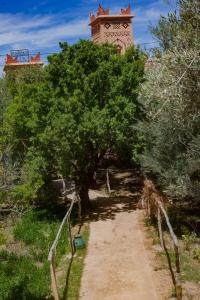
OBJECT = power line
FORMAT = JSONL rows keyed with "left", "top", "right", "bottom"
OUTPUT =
{"left": 137, "top": 41, "right": 159, "bottom": 45}
{"left": 0, "top": 41, "right": 160, "bottom": 58}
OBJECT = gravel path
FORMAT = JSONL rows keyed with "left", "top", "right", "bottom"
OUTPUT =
{"left": 80, "top": 204, "right": 164, "bottom": 300}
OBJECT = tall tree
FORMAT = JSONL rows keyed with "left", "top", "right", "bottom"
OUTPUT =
{"left": 4, "top": 41, "right": 145, "bottom": 208}
{"left": 139, "top": 0, "right": 200, "bottom": 203}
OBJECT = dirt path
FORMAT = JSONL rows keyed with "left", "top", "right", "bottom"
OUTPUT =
{"left": 80, "top": 195, "right": 171, "bottom": 300}
{"left": 80, "top": 170, "right": 171, "bottom": 299}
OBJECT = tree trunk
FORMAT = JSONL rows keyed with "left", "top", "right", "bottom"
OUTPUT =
{"left": 77, "top": 151, "right": 107, "bottom": 211}
{"left": 79, "top": 185, "right": 91, "bottom": 211}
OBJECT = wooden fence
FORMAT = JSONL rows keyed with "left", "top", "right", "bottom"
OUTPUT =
{"left": 142, "top": 179, "right": 182, "bottom": 300}
{"left": 48, "top": 190, "right": 81, "bottom": 300}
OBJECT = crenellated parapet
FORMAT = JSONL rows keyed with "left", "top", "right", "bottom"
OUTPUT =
{"left": 90, "top": 4, "right": 132, "bottom": 23}
{"left": 121, "top": 4, "right": 131, "bottom": 15}
{"left": 4, "top": 50, "right": 43, "bottom": 72}
{"left": 89, "top": 4, "right": 134, "bottom": 54}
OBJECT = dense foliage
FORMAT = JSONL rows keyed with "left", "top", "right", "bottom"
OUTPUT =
{"left": 139, "top": 0, "right": 200, "bottom": 203}
{"left": 2, "top": 41, "right": 145, "bottom": 207}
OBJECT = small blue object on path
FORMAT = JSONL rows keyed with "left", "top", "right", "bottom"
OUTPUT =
{"left": 74, "top": 234, "right": 85, "bottom": 249}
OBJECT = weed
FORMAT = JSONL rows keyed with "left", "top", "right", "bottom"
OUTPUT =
{"left": 0, "top": 230, "right": 6, "bottom": 245}
{"left": 192, "top": 247, "right": 200, "bottom": 263}
{"left": 152, "top": 237, "right": 159, "bottom": 245}
{"left": 171, "top": 286, "right": 176, "bottom": 297}
{"left": 144, "top": 217, "right": 152, "bottom": 227}
{"left": 182, "top": 232, "right": 197, "bottom": 251}
{"left": 181, "top": 252, "right": 200, "bottom": 282}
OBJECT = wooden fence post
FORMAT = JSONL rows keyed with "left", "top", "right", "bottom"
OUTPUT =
{"left": 50, "top": 252, "right": 60, "bottom": 300}
{"left": 175, "top": 245, "right": 182, "bottom": 300}
{"left": 157, "top": 207, "right": 164, "bottom": 248}
{"left": 143, "top": 180, "right": 182, "bottom": 300}
{"left": 106, "top": 169, "right": 111, "bottom": 194}
{"left": 48, "top": 196, "right": 76, "bottom": 300}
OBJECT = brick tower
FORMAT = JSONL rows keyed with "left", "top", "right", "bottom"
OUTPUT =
{"left": 89, "top": 4, "right": 134, "bottom": 54}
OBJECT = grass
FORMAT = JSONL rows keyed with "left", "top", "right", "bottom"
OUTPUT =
{"left": 0, "top": 229, "right": 6, "bottom": 245}
{"left": 66, "top": 225, "right": 89, "bottom": 300}
{"left": 158, "top": 250, "right": 200, "bottom": 283}
{"left": 14, "top": 209, "right": 69, "bottom": 263}
{"left": 0, "top": 250, "right": 50, "bottom": 300}
{"left": 57, "top": 224, "right": 90, "bottom": 300}
{"left": 144, "top": 215, "right": 200, "bottom": 298}
{"left": 181, "top": 253, "right": 200, "bottom": 283}
{"left": 0, "top": 208, "right": 89, "bottom": 300}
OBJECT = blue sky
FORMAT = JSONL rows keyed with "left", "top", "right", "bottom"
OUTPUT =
{"left": 0, "top": 0, "right": 176, "bottom": 73}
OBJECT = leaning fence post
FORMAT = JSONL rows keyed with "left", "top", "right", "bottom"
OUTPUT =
{"left": 157, "top": 207, "right": 164, "bottom": 248}
{"left": 175, "top": 245, "right": 182, "bottom": 300}
{"left": 144, "top": 180, "right": 182, "bottom": 300}
{"left": 158, "top": 201, "right": 182, "bottom": 300}
{"left": 50, "top": 251, "right": 60, "bottom": 300}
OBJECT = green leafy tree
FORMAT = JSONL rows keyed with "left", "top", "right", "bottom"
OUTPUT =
{"left": 4, "top": 41, "right": 145, "bottom": 208}
{"left": 0, "top": 77, "right": 15, "bottom": 205}
{"left": 139, "top": 0, "right": 200, "bottom": 203}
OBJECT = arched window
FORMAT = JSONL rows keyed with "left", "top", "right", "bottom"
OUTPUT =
{"left": 116, "top": 45, "right": 122, "bottom": 54}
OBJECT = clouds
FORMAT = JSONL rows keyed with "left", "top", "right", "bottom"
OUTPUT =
{"left": 133, "top": 0, "right": 173, "bottom": 45}
{"left": 0, "top": 11, "right": 90, "bottom": 75}
{"left": 0, "top": 0, "right": 175, "bottom": 75}
{"left": 134, "top": 0, "right": 171, "bottom": 23}
{"left": 0, "top": 13, "right": 89, "bottom": 50}
{"left": 0, "top": 13, "right": 53, "bottom": 32}
{"left": 0, "top": 1, "right": 173, "bottom": 51}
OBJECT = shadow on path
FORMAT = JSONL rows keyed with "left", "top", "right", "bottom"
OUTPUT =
{"left": 83, "top": 169, "right": 143, "bottom": 223}
{"left": 84, "top": 195, "right": 140, "bottom": 223}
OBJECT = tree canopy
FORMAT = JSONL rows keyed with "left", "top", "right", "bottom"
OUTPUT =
{"left": 2, "top": 41, "right": 145, "bottom": 207}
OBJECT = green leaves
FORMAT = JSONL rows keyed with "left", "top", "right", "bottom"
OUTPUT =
{"left": 2, "top": 40, "right": 145, "bottom": 204}
{"left": 139, "top": 0, "right": 200, "bottom": 203}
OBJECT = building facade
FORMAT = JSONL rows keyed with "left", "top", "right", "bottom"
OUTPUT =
{"left": 4, "top": 50, "right": 43, "bottom": 73}
{"left": 89, "top": 4, "right": 134, "bottom": 54}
